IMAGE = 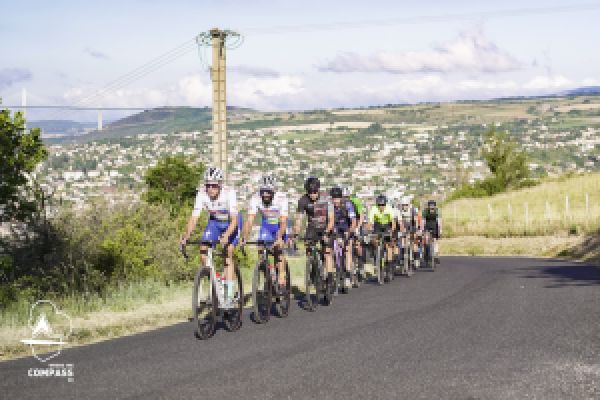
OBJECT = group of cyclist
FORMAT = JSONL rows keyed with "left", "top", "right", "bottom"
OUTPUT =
{"left": 180, "top": 166, "right": 442, "bottom": 308}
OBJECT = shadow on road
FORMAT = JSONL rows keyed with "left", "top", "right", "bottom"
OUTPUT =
{"left": 519, "top": 262, "right": 600, "bottom": 288}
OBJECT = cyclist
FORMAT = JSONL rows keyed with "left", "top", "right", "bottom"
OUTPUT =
{"left": 345, "top": 187, "right": 366, "bottom": 275}
{"left": 366, "top": 194, "right": 396, "bottom": 271}
{"left": 292, "top": 177, "right": 335, "bottom": 287}
{"left": 412, "top": 200, "right": 424, "bottom": 268}
{"left": 422, "top": 199, "right": 442, "bottom": 265}
{"left": 330, "top": 186, "right": 357, "bottom": 290}
{"left": 397, "top": 195, "right": 417, "bottom": 268}
{"left": 241, "top": 175, "right": 288, "bottom": 291}
{"left": 180, "top": 166, "right": 242, "bottom": 307}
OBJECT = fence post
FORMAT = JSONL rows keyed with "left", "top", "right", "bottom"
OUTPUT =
{"left": 545, "top": 200, "right": 550, "bottom": 220}
{"left": 565, "top": 194, "right": 570, "bottom": 219}
{"left": 508, "top": 203, "right": 512, "bottom": 223}
{"left": 585, "top": 192, "right": 589, "bottom": 230}
{"left": 453, "top": 203, "right": 457, "bottom": 232}
{"left": 525, "top": 202, "right": 529, "bottom": 233}
{"left": 488, "top": 203, "right": 493, "bottom": 221}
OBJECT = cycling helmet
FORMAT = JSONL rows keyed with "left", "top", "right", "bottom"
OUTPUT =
{"left": 204, "top": 166, "right": 224, "bottom": 184}
{"left": 304, "top": 176, "right": 320, "bottom": 193}
{"left": 375, "top": 194, "right": 387, "bottom": 206}
{"left": 342, "top": 186, "right": 352, "bottom": 197}
{"left": 330, "top": 186, "right": 343, "bottom": 198}
{"left": 401, "top": 196, "right": 410, "bottom": 205}
{"left": 427, "top": 199, "right": 437, "bottom": 207}
{"left": 259, "top": 175, "right": 275, "bottom": 191}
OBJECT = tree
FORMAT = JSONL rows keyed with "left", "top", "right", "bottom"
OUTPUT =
{"left": 0, "top": 109, "right": 47, "bottom": 223}
{"left": 481, "top": 127, "right": 529, "bottom": 190}
{"left": 144, "top": 155, "right": 205, "bottom": 215}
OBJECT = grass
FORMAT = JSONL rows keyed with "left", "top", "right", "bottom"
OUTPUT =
{"left": 0, "top": 249, "right": 309, "bottom": 362}
{"left": 440, "top": 235, "right": 584, "bottom": 257}
{"left": 442, "top": 172, "right": 600, "bottom": 237}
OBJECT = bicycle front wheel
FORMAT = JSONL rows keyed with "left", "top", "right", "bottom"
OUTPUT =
{"left": 192, "top": 267, "right": 216, "bottom": 340}
{"left": 223, "top": 264, "right": 243, "bottom": 332}
{"left": 252, "top": 262, "right": 271, "bottom": 323}
{"left": 376, "top": 244, "right": 385, "bottom": 285}
{"left": 275, "top": 261, "right": 291, "bottom": 318}
{"left": 304, "top": 255, "right": 318, "bottom": 311}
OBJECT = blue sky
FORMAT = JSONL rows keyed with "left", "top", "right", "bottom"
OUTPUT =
{"left": 1, "top": 0, "right": 600, "bottom": 121}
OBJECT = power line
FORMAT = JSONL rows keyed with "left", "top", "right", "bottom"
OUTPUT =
{"left": 242, "top": 3, "right": 600, "bottom": 34}
{"left": 40, "top": 2, "right": 600, "bottom": 121}
{"left": 45, "top": 39, "right": 197, "bottom": 120}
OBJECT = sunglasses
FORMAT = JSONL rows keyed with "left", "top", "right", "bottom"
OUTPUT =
{"left": 308, "top": 190, "right": 319, "bottom": 195}
{"left": 205, "top": 183, "right": 220, "bottom": 189}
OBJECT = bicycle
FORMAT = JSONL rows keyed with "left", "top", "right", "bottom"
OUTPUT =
{"left": 182, "top": 240, "right": 243, "bottom": 340}
{"left": 368, "top": 231, "right": 393, "bottom": 285}
{"left": 351, "top": 231, "right": 366, "bottom": 288}
{"left": 400, "top": 232, "right": 414, "bottom": 278}
{"left": 331, "top": 232, "right": 351, "bottom": 295}
{"left": 244, "top": 240, "right": 291, "bottom": 323}
{"left": 424, "top": 231, "right": 437, "bottom": 271}
{"left": 300, "top": 235, "right": 332, "bottom": 310}
{"left": 413, "top": 231, "right": 424, "bottom": 270}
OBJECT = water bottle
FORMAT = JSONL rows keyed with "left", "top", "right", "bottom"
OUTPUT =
{"left": 269, "top": 265, "right": 277, "bottom": 285}
{"left": 215, "top": 272, "right": 225, "bottom": 305}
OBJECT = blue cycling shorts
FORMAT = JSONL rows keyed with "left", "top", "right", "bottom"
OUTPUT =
{"left": 258, "top": 222, "right": 287, "bottom": 242}
{"left": 201, "top": 214, "right": 243, "bottom": 246}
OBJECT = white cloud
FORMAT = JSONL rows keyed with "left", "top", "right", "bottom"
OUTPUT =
{"left": 318, "top": 30, "right": 521, "bottom": 75}
{"left": 61, "top": 74, "right": 305, "bottom": 110}
{"left": 84, "top": 47, "right": 109, "bottom": 60}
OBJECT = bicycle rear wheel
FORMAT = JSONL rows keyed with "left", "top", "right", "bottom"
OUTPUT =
{"left": 274, "top": 261, "right": 291, "bottom": 318}
{"left": 223, "top": 264, "right": 243, "bottom": 332}
{"left": 252, "top": 261, "right": 271, "bottom": 323}
{"left": 192, "top": 267, "right": 216, "bottom": 340}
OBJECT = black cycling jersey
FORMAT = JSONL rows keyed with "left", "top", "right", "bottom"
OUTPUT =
{"left": 297, "top": 194, "right": 333, "bottom": 231}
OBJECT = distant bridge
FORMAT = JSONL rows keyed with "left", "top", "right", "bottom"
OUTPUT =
{"left": 1, "top": 105, "right": 149, "bottom": 111}
{"left": 3, "top": 104, "right": 156, "bottom": 131}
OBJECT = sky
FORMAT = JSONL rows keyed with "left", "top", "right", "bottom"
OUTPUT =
{"left": 1, "top": 0, "right": 600, "bottom": 121}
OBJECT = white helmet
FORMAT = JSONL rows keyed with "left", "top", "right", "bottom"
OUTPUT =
{"left": 204, "top": 166, "right": 224, "bottom": 184}
{"left": 401, "top": 196, "right": 411, "bottom": 205}
{"left": 342, "top": 186, "right": 351, "bottom": 197}
{"left": 259, "top": 175, "right": 276, "bottom": 191}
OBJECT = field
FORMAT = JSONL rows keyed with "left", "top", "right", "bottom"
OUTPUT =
{"left": 441, "top": 172, "right": 600, "bottom": 237}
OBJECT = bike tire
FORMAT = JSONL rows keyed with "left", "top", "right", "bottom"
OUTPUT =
{"left": 192, "top": 267, "right": 217, "bottom": 340}
{"left": 275, "top": 261, "right": 291, "bottom": 318}
{"left": 376, "top": 244, "right": 385, "bottom": 285}
{"left": 305, "top": 255, "right": 318, "bottom": 311}
{"left": 252, "top": 261, "right": 271, "bottom": 323}
{"left": 223, "top": 264, "right": 243, "bottom": 332}
{"left": 429, "top": 241, "right": 436, "bottom": 271}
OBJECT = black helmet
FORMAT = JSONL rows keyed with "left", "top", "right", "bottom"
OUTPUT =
{"left": 330, "top": 186, "right": 343, "bottom": 198}
{"left": 375, "top": 194, "right": 387, "bottom": 206}
{"left": 304, "top": 176, "right": 320, "bottom": 193}
{"left": 427, "top": 199, "right": 437, "bottom": 207}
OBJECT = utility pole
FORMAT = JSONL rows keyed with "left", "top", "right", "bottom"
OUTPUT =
{"left": 196, "top": 28, "right": 242, "bottom": 184}
{"left": 21, "top": 88, "right": 27, "bottom": 128}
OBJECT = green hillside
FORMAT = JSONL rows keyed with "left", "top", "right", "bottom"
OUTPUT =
{"left": 442, "top": 172, "right": 600, "bottom": 237}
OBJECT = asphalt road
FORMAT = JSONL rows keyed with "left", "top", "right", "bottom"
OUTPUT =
{"left": 2, "top": 257, "right": 599, "bottom": 400}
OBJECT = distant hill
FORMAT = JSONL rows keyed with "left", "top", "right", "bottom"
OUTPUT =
{"left": 54, "top": 106, "right": 256, "bottom": 143}
{"left": 31, "top": 120, "right": 96, "bottom": 134}
{"left": 563, "top": 86, "right": 600, "bottom": 96}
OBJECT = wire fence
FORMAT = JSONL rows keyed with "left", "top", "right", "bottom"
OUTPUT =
{"left": 445, "top": 193, "right": 600, "bottom": 237}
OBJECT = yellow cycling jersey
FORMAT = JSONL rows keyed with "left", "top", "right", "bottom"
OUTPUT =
{"left": 368, "top": 205, "right": 395, "bottom": 225}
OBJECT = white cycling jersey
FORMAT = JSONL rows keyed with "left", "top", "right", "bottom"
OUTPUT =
{"left": 191, "top": 186, "right": 238, "bottom": 221}
{"left": 248, "top": 191, "right": 288, "bottom": 225}
{"left": 397, "top": 206, "right": 413, "bottom": 222}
